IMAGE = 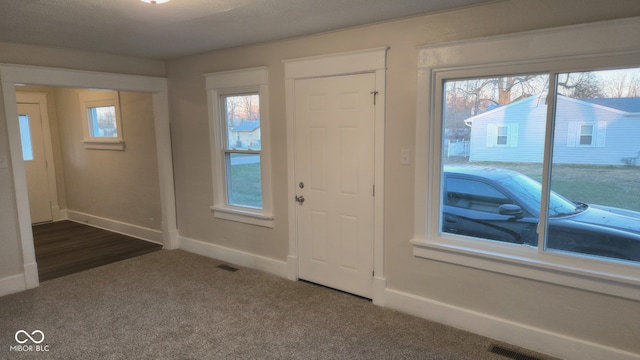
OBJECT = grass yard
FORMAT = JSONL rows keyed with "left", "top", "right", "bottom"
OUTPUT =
{"left": 232, "top": 154, "right": 640, "bottom": 213}
{"left": 228, "top": 161, "right": 262, "bottom": 208}
{"left": 467, "top": 161, "right": 640, "bottom": 212}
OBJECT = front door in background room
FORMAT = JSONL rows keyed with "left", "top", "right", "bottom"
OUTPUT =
{"left": 18, "top": 102, "right": 53, "bottom": 224}
{"left": 294, "top": 73, "right": 375, "bottom": 298}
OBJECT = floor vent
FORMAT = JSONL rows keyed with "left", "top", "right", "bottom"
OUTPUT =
{"left": 216, "top": 264, "right": 239, "bottom": 272}
{"left": 489, "top": 344, "right": 542, "bottom": 360}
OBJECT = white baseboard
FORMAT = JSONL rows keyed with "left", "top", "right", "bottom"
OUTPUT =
{"left": 179, "top": 235, "right": 289, "bottom": 278}
{"left": 66, "top": 210, "right": 162, "bottom": 245}
{"left": 380, "top": 287, "right": 640, "bottom": 360}
{"left": 0, "top": 273, "right": 28, "bottom": 297}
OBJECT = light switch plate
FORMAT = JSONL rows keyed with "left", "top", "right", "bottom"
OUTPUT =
{"left": 400, "top": 149, "right": 410, "bottom": 165}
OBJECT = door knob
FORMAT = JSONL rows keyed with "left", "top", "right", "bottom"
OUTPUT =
{"left": 295, "top": 195, "right": 305, "bottom": 205}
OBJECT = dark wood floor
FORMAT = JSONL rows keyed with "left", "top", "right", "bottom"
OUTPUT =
{"left": 33, "top": 220, "right": 163, "bottom": 281}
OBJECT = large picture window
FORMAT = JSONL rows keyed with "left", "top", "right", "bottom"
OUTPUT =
{"left": 205, "top": 67, "right": 273, "bottom": 227}
{"left": 441, "top": 68, "right": 640, "bottom": 263}
{"left": 414, "top": 19, "right": 640, "bottom": 300}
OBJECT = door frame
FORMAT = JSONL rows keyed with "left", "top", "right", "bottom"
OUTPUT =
{"left": 283, "top": 48, "right": 388, "bottom": 302}
{"left": 0, "top": 64, "right": 179, "bottom": 290}
{"left": 17, "top": 92, "right": 62, "bottom": 223}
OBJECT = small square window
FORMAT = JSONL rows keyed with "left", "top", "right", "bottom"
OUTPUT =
{"left": 88, "top": 105, "right": 118, "bottom": 138}
{"left": 79, "top": 90, "right": 124, "bottom": 150}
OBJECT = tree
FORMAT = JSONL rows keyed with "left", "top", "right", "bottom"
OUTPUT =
{"left": 601, "top": 70, "right": 640, "bottom": 98}
{"left": 557, "top": 72, "right": 603, "bottom": 99}
{"left": 225, "top": 94, "right": 260, "bottom": 124}
{"left": 444, "top": 75, "right": 547, "bottom": 137}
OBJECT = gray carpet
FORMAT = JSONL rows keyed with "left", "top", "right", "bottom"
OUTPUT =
{"left": 0, "top": 250, "right": 553, "bottom": 359}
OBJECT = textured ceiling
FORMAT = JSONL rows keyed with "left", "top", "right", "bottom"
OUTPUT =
{"left": 0, "top": 0, "right": 498, "bottom": 60}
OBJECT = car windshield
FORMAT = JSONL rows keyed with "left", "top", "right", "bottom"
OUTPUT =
{"left": 498, "top": 173, "right": 580, "bottom": 217}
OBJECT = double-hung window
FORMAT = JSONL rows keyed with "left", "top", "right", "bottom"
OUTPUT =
{"left": 413, "top": 19, "right": 640, "bottom": 300}
{"left": 205, "top": 67, "right": 273, "bottom": 227}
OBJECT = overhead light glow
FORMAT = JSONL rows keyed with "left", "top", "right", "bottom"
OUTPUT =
{"left": 140, "top": 0, "right": 170, "bottom": 4}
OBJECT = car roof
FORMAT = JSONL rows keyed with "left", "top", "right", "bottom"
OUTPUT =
{"left": 443, "top": 165, "right": 522, "bottom": 181}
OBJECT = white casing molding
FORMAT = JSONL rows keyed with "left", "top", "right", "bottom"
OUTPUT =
{"left": 283, "top": 47, "right": 388, "bottom": 299}
{"left": 0, "top": 63, "right": 179, "bottom": 292}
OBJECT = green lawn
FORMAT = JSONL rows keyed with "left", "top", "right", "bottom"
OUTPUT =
{"left": 467, "top": 162, "right": 640, "bottom": 212}
{"left": 228, "top": 162, "right": 262, "bottom": 208}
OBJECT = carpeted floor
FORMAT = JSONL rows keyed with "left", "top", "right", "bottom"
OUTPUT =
{"left": 0, "top": 250, "right": 555, "bottom": 359}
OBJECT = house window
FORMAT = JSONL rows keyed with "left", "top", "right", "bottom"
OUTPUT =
{"left": 205, "top": 67, "right": 273, "bottom": 227}
{"left": 18, "top": 115, "right": 34, "bottom": 161}
{"left": 78, "top": 90, "right": 124, "bottom": 150}
{"left": 414, "top": 20, "right": 640, "bottom": 300}
{"left": 579, "top": 124, "right": 594, "bottom": 145}
{"left": 441, "top": 69, "right": 640, "bottom": 261}
{"left": 496, "top": 126, "right": 508, "bottom": 145}
{"left": 567, "top": 121, "right": 606, "bottom": 148}
{"left": 222, "top": 94, "right": 262, "bottom": 208}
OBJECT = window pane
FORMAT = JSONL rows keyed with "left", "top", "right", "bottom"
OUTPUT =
{"left": 226, "top": 152, "right": 262, "bottom": 209}
{"left": 441, "top": 74, "right": 548, "bottom": 245}
{"left": 223, "top": 94, "right": 260, "bottom": 150}
{"left": 496, "top": 126, "right": 508, "bottom": 145}
{"left": 19, "top": 115, "right": 34, "bottom": 161}
{"left": 548, "top": 67, "right": 640, "bottom": 263}
{"left": 89, "top": 106, "right": 118, "bottom": 138}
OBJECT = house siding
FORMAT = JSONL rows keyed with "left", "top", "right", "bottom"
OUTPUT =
{"left": 470, "top": 96, "right": 640, "bottom": 166}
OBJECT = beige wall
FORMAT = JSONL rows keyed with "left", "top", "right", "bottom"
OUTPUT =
{"left": 166, "top": 0, "right": 640, "bottom": 354}
{"left": 52, "top": 88, "right": 162, "bottom": 229}
{"left": 0, "top": 41, "right": 165, "bottom": 77}
{"left": 15, "top": 87, "right": 162, "bottom": 230}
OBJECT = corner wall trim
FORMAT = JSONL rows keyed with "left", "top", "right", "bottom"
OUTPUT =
{"left": 380, "top": 287, "right": 640, "bottom": 360}
{"left": 179, "top": 236, "right": 289, "bottom": 279}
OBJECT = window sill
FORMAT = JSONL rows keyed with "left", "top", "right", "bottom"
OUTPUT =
{"left": 411, "top": 238, "right": 640, "bottom": 301}
{"left": 82, "top": 140, "right": 125, "bottom": 151}
{"left": 210, "top": 206, "right": 274, "bottom": 228}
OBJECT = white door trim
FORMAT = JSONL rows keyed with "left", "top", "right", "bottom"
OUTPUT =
{"left": 16, "top": 92, "right": 62, "bottom": 222}
{"left": 283, "top": 47, "right": 388, "bottom": 301}
{"left": 0, "top": 64, "right": 179, "bottom": 290}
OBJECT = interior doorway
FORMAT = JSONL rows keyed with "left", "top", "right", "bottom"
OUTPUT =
{"left": 0, "top": 64, "right": 178, "bottom": 292}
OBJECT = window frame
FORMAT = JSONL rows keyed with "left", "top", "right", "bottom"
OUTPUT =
{"left": 78, "top": 90, "right": 124, "bottom": 150}
{"left": 205, "top": 67, "right": 274, "bottom": 228}
{"left": 413, "top": 19, "right": 640, "bottom": 301}
{"left": 578, "top": 124, "right": 594, "bottom": 146}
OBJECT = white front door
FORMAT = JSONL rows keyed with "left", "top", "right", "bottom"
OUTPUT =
{"left": 294, "top": 73, "right": 375, "bottom": 298}
{"left": 18, "top": 102, "right": 53, "bottom": 224}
